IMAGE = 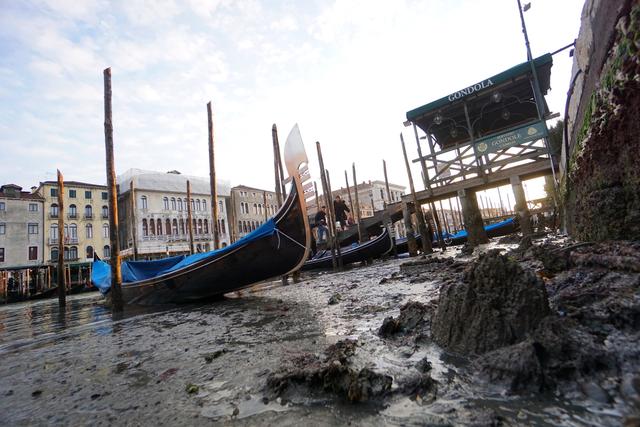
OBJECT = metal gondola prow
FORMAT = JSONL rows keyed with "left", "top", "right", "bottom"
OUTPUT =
{"left": 282, "top": 124, "right": 313, "bottom": 274}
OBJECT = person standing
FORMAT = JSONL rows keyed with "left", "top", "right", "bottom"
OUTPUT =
{"left": 315, "top": 206, "right": 328, "bottom": 243}
{"left": 333, "top": 195, "right": 350, "bottom": 231}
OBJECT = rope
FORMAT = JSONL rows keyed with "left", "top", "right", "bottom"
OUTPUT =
{"left": 275, "top": 228, "right": 306, "bottom": 250}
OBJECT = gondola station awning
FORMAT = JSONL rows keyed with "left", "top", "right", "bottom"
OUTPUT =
{"left": 406, "top": 53, "right": 553, "bottom": 149}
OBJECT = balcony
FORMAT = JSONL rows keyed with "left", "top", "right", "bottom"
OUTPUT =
{"left": 49, "top": 213, "right": 59, "bottom": 219}
{"left": 48, "top": 238, "right": 59, "bottom": 245}
{"left": 68, "top": 213, "right": 78, "bottom": 219}
{"left": 102, "top": 214, "right": 109, "bottom": 219}
{"left": 84, "top": 213, "right": 93, "bottom": 219}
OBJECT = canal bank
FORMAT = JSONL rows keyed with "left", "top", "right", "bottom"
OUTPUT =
{"left": 1, "top": 235, "right": 637, "bottom": 426}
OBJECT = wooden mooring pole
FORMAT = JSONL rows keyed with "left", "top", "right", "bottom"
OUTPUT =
{"left": 325, "top": 169, "right": 343, "bottom": 269}
{"left": 103, "top": 67, "right": 123, "bottom": 312}
{"left": 400, "top": 133, "right": 433, "bottom": 255}
{"left": 207, "top": 101, "right": 220, "bottom": 250}
{"left": 316, "top": 142, "right": 338, "bottom": 270}
{"left": 383, "top": 160, "right": 392, "bottom": 203}
{"left": 344, "top": 171, "right": 355, "bottom": 221}
{"left": 272, "top": 125, "right": 287, "bottom": 199}
{"left": 352, "top": 163, "right": 364, "bottom": 243}
{"left": 272, "top": 124, "right": 283, "bottom": 206}
{"left": 56, "top": 170, "right": 66, "bottom": 307}
{"left": 130, "top": 180, "right": 138, "bottom": 260}
{"left": 187, "top": 180, "right": 195, "bottom": 254}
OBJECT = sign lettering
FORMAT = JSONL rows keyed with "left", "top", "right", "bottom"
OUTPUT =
{"left": 447, "top": 78, "right": 494, "bottom": 102}
{"left": 474, "top": 121, "right": 548, "bottom": 155}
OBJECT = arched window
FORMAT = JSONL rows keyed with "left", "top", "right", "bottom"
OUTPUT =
{"left": 51, "top": 248, "right": 59, "bottom": 261}
{"left": 50, "top": 224, "right": 58, "bottom": 240}
{"left": 142, "top": 219, "right": 148, "bottom": 236}
{"left": 238, "top": 221, "right": 242, "bottom": 234}
{"left": 64, "top": 247, "right": 69, "bottom": 260}
{"left": 171, "top": 198, "right": 176, "bottom": 210}
{"left": 149, "top": 219, "right": 155, "bottom": 235}
{"left": 203, "top": 219, "right": 208, "bottom": 234}
{"left": 196, "top": 199, "right": 201, "bottom": 211}
{"left": 86, "top": 246, "right": 94, "bottom": 259}
{"left": 177, "top": 198, "right": 183, "bottom": 211}
{"left": 163, "top": 197, "right": 169, "bottom": 210}
{"left": 86, "top": 223, "right": 93, "bottom": 238}
{"left": 50, "top": 203, "right": 59, "bottom": 218}
{"left": 202, "top": 200, "right": 207, "bottom": 212}
{"left": 102, "top": 224, "right": 109, "bottom": 238}
{"left": 64, "top": 224, "right": 69, "bottom": 239}
{"left": 85, "top": 205, "right": 93, "bottom": 218}
{"left": 103, "top": 245, "right": 110, "bottom": 258}
{"left": 242, "top": 221, "right": 247, "bottom": 233}
{"left": 253, "top": 203, "right": 258, "bottom": 215}
{"left": 69, "top": 204, "right": 77, "bottom": 218}
{"left": 192, "top": 219, "right": 198, "bottom": 234}
{"left": 221, "top": 219, "right": 225, "bottom": 234}
{"left": 218, "top": 200, "right": 223, "bottom": 213}
{"left": 258, "top": 204, "right": 263, "bottom": 216}
{"left": 198, "top": 219, "right": 203, "bottom": 234}
{"left": 165, "top": 219, "right": 172, "bottom": 236}
{"left": 172, "top": 219, "right": 178, "bottom": 235}
{"left": 69, "top": 246, "right": 78, "bottom": 260}
{"left": 179, "top": 219, "right": 185, "bottom": 235}
{"left": 102, "top": 205, "right": 108, "bottom": 218}
{"left": 140, "top": 196, "right": 148, "bottom": 210}
{"left": 157, "top": 220, "right": 162, "bottom": 235}
{"left": 69, "top": 224, "right": 78, "bottom": 239}
{"left": 191, "top": 199, "right": 195, "bottom": 211}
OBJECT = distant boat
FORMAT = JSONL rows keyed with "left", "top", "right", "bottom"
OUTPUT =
{"left": 303, "top": 227, "right": 393, "bottom": 270}
{"left": 394, "top": 217, "right": 519, "bottom": 252}
{"left": 91, "top": 125, "right": 313, "bottom": 305}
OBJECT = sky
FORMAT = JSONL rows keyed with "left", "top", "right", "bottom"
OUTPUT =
{"left": 0, "top": 0, "right": 584, "bottom": 199}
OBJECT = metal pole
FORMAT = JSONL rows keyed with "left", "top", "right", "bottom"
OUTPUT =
{"left": 400, "top": 133, "right": 432, "bottom": 254}
{"left": 207, "top": 102, "right": 220, "bottom": 250}
{"left": 103, "top": 67, "right": 123, "bottom": 312}
{"left": 187, "top": 180, "right": 195, "bottom": 254}
{"left": 56, "top": 170, "right": 66, "bottom": 307}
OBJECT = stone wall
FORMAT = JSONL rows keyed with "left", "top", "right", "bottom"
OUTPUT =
{"left": 562, "top": 0, "right": 640, "bottom": 240}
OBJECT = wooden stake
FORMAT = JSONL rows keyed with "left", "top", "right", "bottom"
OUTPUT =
{"left": 313, "top": 181, "right": 320, "bottom": 212}
{"left": 383, "top": 160, "right": 392, "bottom": 203}
{"left": 103, "top": 68, "right": 123, "bottom": 311}
{"left": 130, "top": 180, "right": 138, "bottom": 260}
{"left": 273, "top": 125, "right": 287, "bottom": 199}
{"left": 400, "top": 133, "right": 433, "bottom": 254}
{"left": 56, "top": 171, "right": 66, "bottom": 307}
{"left": 272, "top": 124, "right": 283, "bottom": 206}
{"left": 325, "top": 170, "right": 343, "bottom": 268}
{"left": 207, "top": 102, "right": 220, "bottom": 250}
{"left": 344, "top": 171, "right": 355, "bottom": 219}
{"left": 187, "top": 180, "right": 195, "bottom": 254}
{"left": 352, "top": 163, "right": 364, "bottom": 243}
{"left": 316, "top": 142, "right": 338, "bottom": 270}
{"left": 263, "top": 191, "right": 268, "bottom": 221}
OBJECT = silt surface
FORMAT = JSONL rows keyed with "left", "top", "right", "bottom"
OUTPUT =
{"left": 0, "top": 244, "right": 632, "bottom": 426}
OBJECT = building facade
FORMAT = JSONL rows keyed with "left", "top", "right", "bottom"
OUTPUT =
{"left": 117, "top": 169, "right": 231, "bottom": 259}
{"left": 0, "top": 184, "right": 45, "bottom": 268}
{"left": 36, "top": 181, "right": 110, "bottom": 264}
{"left": 229, "top": 185, "right": 280, "bottom": 240}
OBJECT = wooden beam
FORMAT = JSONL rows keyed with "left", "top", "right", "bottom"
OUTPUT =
{"left": 272, "top": 124, "right": 283, "bottom": 206}
{"left": 352, "top": 163, "right": 364, "bottom": 243}
{"left": 103, "top": 67, "right": 123, "bottom": 311}
{"left": 207, "top": 101, "right": 220, "bottom": 250}
{"left": 129, "top": 180, "right": 138, "bottom": 260}
{"left": 56, "top": 170, "right": 66, "bottom": 307}
{"left": 187, "top": 180, "right": 195, "bottom": 254}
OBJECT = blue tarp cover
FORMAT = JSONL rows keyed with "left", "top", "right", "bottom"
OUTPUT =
{"left": 92, "top": 219, "right": 277, "bottom": 294}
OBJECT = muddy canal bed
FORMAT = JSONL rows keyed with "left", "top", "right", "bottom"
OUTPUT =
{"left": 0, "top": 242, "right": 637, "bottom": 426}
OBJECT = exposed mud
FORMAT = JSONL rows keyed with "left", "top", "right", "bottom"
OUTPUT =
{"left": 0, "top": 238, "right": 638, "bottom": 425}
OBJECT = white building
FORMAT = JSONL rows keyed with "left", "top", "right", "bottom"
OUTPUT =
{"left": 0, "top": 184, "right": 45, "bottom": 268}
{"left": 116, "top": 169, "right": 231, "bottom": 259}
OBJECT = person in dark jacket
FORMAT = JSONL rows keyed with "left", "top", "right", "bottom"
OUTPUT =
{"left": 314, "top": 206, "right": 328, "bottom": 243}
{"left": 333, "top": 195, "right": 350, "bottom": 231}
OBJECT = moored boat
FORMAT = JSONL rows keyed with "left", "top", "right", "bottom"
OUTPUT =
{"left": 303, "top": 227, "right": 393, "bottom": 270}
{"left": 91, "top": 125, "right": 313, "bottom": 305}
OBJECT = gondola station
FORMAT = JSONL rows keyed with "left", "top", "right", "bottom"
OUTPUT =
{"left": 401, "top": 52, "right": 559, "bottom": 247}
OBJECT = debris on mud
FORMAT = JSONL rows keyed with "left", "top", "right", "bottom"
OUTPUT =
{"left": 266, "top": 339, "right": 392, "bottom": 403}
{"left": 378, "top": 301, "right": 432, "bottom": 337}
{"left": 327, "top": 293, "right": 342, "bottom": 305}
{"left": 431, "top": 249, "right": 550, "bottom": 355}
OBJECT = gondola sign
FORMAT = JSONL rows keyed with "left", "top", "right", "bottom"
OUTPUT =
{"left": 474, "top": 121, "right": 547, "bottom": 155}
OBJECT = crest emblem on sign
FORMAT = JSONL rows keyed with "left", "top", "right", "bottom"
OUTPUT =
{"left": 527, "top": 127, "right": 538, "bottom": 136}
{"left": 477, "top": 142, "right": 488, "bottom": 153}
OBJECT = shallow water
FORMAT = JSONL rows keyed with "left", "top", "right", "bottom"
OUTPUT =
{"left": 0, "top": 256, "right": 624, "bottom": 426}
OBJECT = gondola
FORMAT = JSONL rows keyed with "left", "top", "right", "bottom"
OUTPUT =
{"left": 394, "top": 217, "right": 519, "bottom": 253}
{"left": 91, "top": 125, "right": 313, "bottom": 305}
{"left": 302, "top": 227, "right": 393, "bottom": 270}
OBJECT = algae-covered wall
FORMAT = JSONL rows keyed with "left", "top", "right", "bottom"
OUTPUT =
{"left": 562, "top": 0, "right": 640, "bottom": 240}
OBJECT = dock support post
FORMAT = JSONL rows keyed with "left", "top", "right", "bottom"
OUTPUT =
{"left": 187, "top": 180, "right": 195, "bottom": 254}
{"left": 510, "top": 175, "right": 532, "bottom": 237}
{"left": 402, "top": 202, "right": 418, "bottom": 256}
{"left": 130, "top": 180, "right": 138, "bottom": 260}
{"left": 56, "top": 170, "right": 66, "bottom": 307}
{"left": 207, "top": 101, "right": 220, "bottom": 250}
{"left": 352, "top": 163, "right": 367, "bottom": 243}
{"left": 458, "top": 188, "right": 488, "bottom": 247}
